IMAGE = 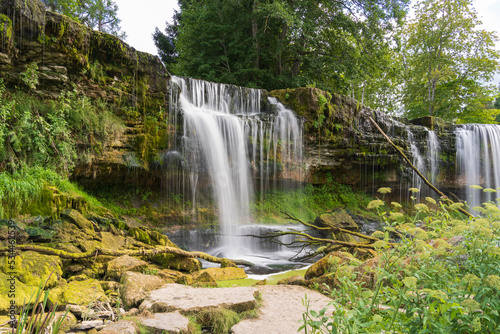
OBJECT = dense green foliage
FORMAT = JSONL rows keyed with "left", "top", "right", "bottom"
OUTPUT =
{"left": 155, "top": 0, "right": 500, "bottom": 122}
{"left": 155, "top": 0, "right": 409, "bottom": 93}
{"left": 0, "top": 166, "right": 104, "bottom": 218}
{"left": 42, "top": 0, "right": 126, "bottom": 38}
{"left": 401, "top": 0, "right": 500, "bottom": 122}
{"left": 301, "top": 189, "right": 500, "bottom": 333}
{"left": 0, "top": 79, "right": 124, "bottom": 173}
{"left": 252, "top": 183, "right": 374, "bottom": 224}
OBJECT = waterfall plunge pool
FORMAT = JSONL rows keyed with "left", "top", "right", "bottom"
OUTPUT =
{"left": 167, "top": 224, "right": 314, "bottom": 277}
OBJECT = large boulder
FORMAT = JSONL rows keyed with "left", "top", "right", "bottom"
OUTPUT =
{"left": 0, "top": 273, "right": 35, "bottom": 314}
{"left": 152, "top": 254, "right": 201, "bottom": 273}
{"left": 120, "top": 271, "right": 166, "bottom": 309}
{"left": 0, "top": 251, "right": 63, "bottom": 288}
{"left": 106, "top": 255, "right": 148, "bottom": 280}
{"left": 48, "top": 279, "right": 107, "bottom": 309}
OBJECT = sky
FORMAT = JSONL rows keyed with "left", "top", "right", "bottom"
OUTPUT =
{"left": 116, "top": 0, "right": 500, "bottom": 84}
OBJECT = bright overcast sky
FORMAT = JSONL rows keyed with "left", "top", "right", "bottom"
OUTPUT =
{"left": 116, "top": 0, "right": 500, "bottom": 83}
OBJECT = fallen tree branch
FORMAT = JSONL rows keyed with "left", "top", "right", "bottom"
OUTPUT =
{"left": 282, "top": 211, "right": 380, "bottom": 242}
{"left": 0, "top": 244, "right": 242, "bottom": 267}
{"left": 368, "top": 116, "right": 473, "bottom": 219}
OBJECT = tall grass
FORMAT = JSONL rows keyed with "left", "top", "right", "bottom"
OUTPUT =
{"left": 0, "top": 166, "right": 104, "bottom": 218}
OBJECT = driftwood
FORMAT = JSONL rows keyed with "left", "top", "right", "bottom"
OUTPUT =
{"left": 0, "top": 244, "right": 243, "bottom": 267}
{"left": 368, "top": 116, "right": 473, "bottom": 218}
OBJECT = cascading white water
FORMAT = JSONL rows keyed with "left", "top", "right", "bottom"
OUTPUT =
{"left": 168, "top": 76, "right": 303, "bottom": 259}
{"left": 407, "top": 129, "right": 426, "bottom": 201}
{"left": 426, "top": 129, "right": 440, "bottom": 186}
{"left": 456, "top": 124, "right": 500, "bottom": 211}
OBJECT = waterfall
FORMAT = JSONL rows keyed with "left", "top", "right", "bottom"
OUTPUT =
{"left": 426, "top": 129, "right": 440, "bottom": 186}
{"left": 407, "top": 129, "right": 426, "bottom": 201}
{"left": 168, "top": 77, "right": 303, "bottom": 258}
{"left": 456, "top": 124, "right": 500, "bottom": 211}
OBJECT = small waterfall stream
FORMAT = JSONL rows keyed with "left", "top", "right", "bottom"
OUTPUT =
{"left": 168, "top": 77, "right": 304, "bottom": 265}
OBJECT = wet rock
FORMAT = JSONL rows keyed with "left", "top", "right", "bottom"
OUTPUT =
{"left": 106, "top": 255, "right": 148, "bottom": 280}
{"left": 120, "top": 271, "right": 166, "bottom": 309}
{"left": 138, "top": 311, "right": 189, "bottom": 334}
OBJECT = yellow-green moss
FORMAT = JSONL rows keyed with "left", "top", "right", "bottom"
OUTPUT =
{"left": 0, "top": 251, "right": 62, "bottom": 288}
{"left": 0, "top": 14, "right": 13, "bottom": 51}
{"left": 152, "top": 254, "right": 201, "bottom": 273}
{"left": 0, "top": 273, "right": 35, "bottom": 314}
{"left": 48, "top": 279, "right": 107, "bottom": 307}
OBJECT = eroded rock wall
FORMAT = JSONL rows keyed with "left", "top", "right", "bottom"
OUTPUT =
{"left": 269, "top": 88, "right": 458, "bottom": 198}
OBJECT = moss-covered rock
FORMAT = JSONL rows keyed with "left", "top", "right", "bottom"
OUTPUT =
{"left": 47, "top": 279, "right": 107, "bottom": 309}
{"left": 106, "top": 255, "right": 148, "bottom": 280}
{"left": 304, "top": 251, "right": 360, "bottom": 280}
{"left": 192, "top": 267, "right": 247, "bottom": 281}
{"left": 192, "top": 271, "right": 217, "bottom": 287}
{"left": 152, "top": 254, "right": 201, "bottom": 273}
{"left": 61, "top": 209, "right": 95, "bottom": 236}
{"left": 0, "top": 251, "right": 62, "bottom": 288}
{"left": 0, "top": 272, "right": 35, "bottom": 315}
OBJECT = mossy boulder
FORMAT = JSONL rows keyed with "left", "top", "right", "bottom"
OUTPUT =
{"left": 106, "top": 255, "right": 148, "bottom": 280}
{"left": 54, "top": 311, "right": 78, "bottom": 332}
{"left": 192, "top": 267, "right": 247, "bottom": 281}
{"left": 0, "top": 273, "right": 35, "bottom": 315}
{"left": 277, "top": 275, "right": 307, "bottom": 286}
{"left": 128, "top": 227, "right": 151, "bottom": 244}
{"left": 152, "top": 254, "right": 201, "bottom": 273}
{"left": 120, "top": 271, "right": 166, "bottom": 309}
{"left": 61, "top": 209, "right": 95, "bottom": 236}
{"left": 48, "top": 279, "right": 107, "bottom": 309}
{"left": 192, "top": 271, "right": 217, "bottom": 287}
{"left": 304, "top": 251, "right": 361, "bottom": 280}
{"left": 99, "top": 231, "right": 127, "bottom": 249}
{"left": 0, "top": 251, "right": 62, "bottom": 288}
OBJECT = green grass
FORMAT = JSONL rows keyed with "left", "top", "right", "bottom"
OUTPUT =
{"left": 0, "top": 166, "right": 105, "bottom": 218}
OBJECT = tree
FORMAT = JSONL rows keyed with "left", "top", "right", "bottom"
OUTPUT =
{"left": 156, "top": 0, "right": 410, "bottom": 92}
{"left": 42, "top": 0, "right": 126, "bottom": 39}
{"left": 402, "top": 0, "right": 499, "bottom": 121}
{"left": 153, "top": 9, "right": 181, "bottom": 72}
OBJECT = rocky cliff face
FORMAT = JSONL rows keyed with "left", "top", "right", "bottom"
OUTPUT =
{"left": 269, "top": 88, "right": 458, "bottom": 198}
{"left": 0, "top": 0, "right": 460, "bottom": 201}
{"left": 0, "top": 0, "right": 168, "bottom": 108}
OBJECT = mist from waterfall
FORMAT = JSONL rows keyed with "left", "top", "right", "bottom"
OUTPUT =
{"left": 168, "top": 76, "right": 303, "bottom": 258}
